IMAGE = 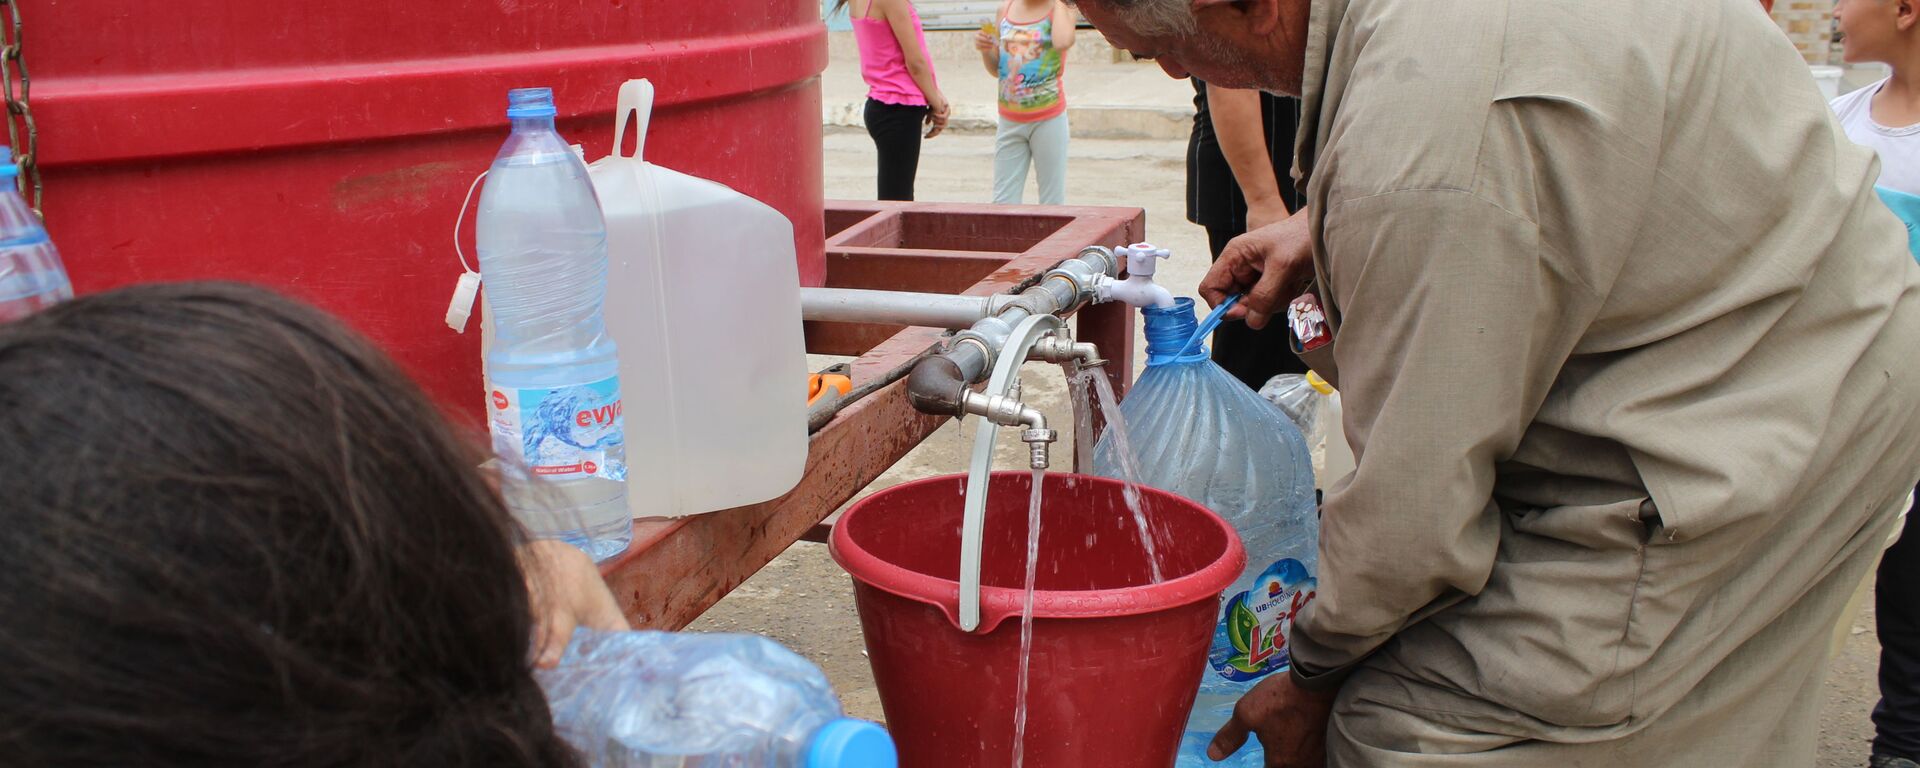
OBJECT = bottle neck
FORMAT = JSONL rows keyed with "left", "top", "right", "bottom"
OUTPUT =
{"left": 509, "top": 115, "right": 557, "bottom": 134}
{"left": 1142, "top": 298, "right": 1208, "bottom": 366}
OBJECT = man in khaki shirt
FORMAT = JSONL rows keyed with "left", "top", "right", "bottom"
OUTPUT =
{"left": 1070, "top": 0, "right": 1920, "bottom": 764}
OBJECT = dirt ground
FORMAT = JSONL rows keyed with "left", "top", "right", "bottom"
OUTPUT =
{"left": 687, "top": 129, "right": 1889, "bottom": 767}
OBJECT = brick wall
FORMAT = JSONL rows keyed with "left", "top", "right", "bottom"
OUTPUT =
{"left": 1771, "top": 1, "right": 1836, "bottom": 65}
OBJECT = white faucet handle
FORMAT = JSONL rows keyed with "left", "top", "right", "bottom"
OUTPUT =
{"left": 1115, "top": 243, "right": 1172, "bottom": 278}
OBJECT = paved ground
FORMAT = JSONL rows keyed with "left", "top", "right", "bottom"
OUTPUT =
{"left": 686, "top": 125, "right": 1892, "bottom": 766}
{"left": 821, "top": 30, "right": 1198, "bottom": 140}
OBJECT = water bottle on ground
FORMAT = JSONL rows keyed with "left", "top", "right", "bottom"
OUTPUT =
{"left": 1263, "top": 371, "right": 1354, "bottom": 492}
{"left": 478, "top": 87, "right": 630, "bottom": 561}
{"left": 1092, "top": 298, "right": 1319, "bottom": 768}
{"left": 0, "top": 152, "right": 69, "bottom": 323}
{"left": 537, "top": 629, "right": 898, "bottom": 767}
{"left": 1258, "top": 373, "right": 1324, "bottom": 444}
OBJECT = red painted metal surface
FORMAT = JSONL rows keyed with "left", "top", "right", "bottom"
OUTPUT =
{"left": 830, "top": 472, "right": 1245, "bottom": 766}
{"left": 28, "top": 0, "right": 827, "bottom": 415}
{"left": 603, "top": 200, "right": 1145, "bottom": 629}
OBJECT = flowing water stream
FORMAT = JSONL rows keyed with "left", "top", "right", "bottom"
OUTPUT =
{"left": 1083, "top": 368, "right": 1166, "bottom": 584}
{"left": 1005, "top": 361, "right": 1166, "bottom": 767}
{"left": 1009, "top": 467, "right": 1044, "bottom": 768}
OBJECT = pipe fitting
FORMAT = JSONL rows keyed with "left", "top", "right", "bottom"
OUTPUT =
{"left": 1027, "top": 335, "right": 1101, "bottom": 366}
{"left": 904, "top": 242, "right": 1125, "bottom": 426}
{"left": 953, "top": 324, "right": 1010, "bottom": 373}
{"left": 905, "top": 355, "right": 969, "bottom": 416}
{"left": 961, "top": 314, "right": 1015, "bottom": 350}
{"left": 1021, "top": 428, "right": 1058, "bottom": 470}
{"left": 1076, "top": 245, "right": 1122, "bottom": 277}
{"left": 961, "top": 390, "right": 1048, "bottom": 432}
{"left": 961, "top": 390, "right": 1054, "bottom": 470}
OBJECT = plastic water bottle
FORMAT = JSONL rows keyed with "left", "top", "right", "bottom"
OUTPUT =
{"left": 0, "top": 153, "right": 69, "bottom": 323}
{"left": 1261, "top": 371, "right": 1353, "bottom": 492}
{"left": 1258, "top": 373, "right": 1324, "bottom": 443}
{"left": 478, "top": 88, "right": 629, "bottom": 561}
{"left": 1091, "top": 299, "right": 1318, "bottom": 768}
{"left": 537, "top": 629, "right": 898, "bottom": 767}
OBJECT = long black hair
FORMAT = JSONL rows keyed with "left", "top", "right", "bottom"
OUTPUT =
{"left": 0, "top": 282, "right": 579, "bottom": 767}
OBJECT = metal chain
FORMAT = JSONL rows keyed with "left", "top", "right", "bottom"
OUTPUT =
{"left": 0, "top": 0, "right": 40, "bottom": 216}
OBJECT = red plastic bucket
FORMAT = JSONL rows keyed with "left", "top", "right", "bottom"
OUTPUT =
{"left": 830, "top": 472, "right": 1246, "bottom": 767}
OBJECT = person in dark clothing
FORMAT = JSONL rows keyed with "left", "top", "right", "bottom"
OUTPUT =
{"left": 1186, "top": 80, "right": 1307, "bottom": 390}
{"left": 1876, "top": 496, "right": 1920, "bottom": 768}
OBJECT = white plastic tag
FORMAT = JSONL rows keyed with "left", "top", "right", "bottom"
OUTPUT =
{"left": 447, "top": 168, "right": 489, "bottom": 334}
{"left": 446, "top": 271, "right": 481, "bottom": 333}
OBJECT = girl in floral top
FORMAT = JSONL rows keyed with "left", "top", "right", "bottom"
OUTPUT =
{"left": 973, "top": 0, "right": 1074, "bottom": 204}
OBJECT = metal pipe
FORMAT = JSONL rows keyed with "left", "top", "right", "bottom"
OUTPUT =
{"left": 799, "top": 288, "right": 1019, "bottom": 329}
{"left": 905, "top": 246, "right": 1122, "bottom": 417}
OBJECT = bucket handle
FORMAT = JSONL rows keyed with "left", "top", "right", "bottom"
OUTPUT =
{"left": 613, "top": 79, "right": 654, "bottom": 161}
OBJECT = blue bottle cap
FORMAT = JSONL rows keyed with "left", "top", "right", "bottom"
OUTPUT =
{"left": 506, "top": 87, "right": 557, "bottom": 119}
{"left": 0, "top": 145, "right": 19, "bottom": 179}
{"left": 1142, "top": 297, "right": 1210, "bottom": 366}
{"left": 806, "top": 718, "right": 897, "bottom": 768}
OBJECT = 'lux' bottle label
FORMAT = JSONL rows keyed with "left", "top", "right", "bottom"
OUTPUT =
{"left": 1209, "top": 558, "right": 1318, "bottom": 681}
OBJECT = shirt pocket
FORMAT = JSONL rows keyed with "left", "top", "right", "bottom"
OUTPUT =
{"left": 1410, "top": 496, "right": 1656, "bottom": 728}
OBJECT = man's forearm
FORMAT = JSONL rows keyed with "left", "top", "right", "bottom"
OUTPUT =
{"left": 1208, "top": 86, "right": 1285, "bottom": 209}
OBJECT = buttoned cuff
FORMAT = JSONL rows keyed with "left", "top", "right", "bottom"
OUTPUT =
{"left": 1285, "top": 613, "right": 1370, "bottom": 693}
{"left": 1288, "top": 655, "right": 1355, "bottom": 692}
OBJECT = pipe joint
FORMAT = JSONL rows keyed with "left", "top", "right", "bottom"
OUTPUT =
{"left": 1021, "top": 428, "right": 1058, "bottom": 471}
{"left": 906, "top": 354, "right": 969, "bottom": 416}
{"left": 1027, "top": 335, "right": 1102, "bottom": 367}
{"left": 961, "top": 390, "right": 1055, "bottom": 469}
{"left": 961, "top": 389, "right": 1047, "bottom": 431}
{"left": 954, "top": 325, "right": 1009, "bottom": 370}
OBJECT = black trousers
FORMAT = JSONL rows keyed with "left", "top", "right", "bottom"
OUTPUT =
{"left": 864, "top": 98, "right": 928, "bottom": 202}
{"left": 1206, "top": 225, "right": 1308, "bottom": 391}
{"left": 1877, "top": 498, "right": 1920, "bottom": 760}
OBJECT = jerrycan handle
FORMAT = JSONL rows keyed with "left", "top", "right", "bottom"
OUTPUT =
{"left": 612, "top": 79, "right": 655, "bottom": 161}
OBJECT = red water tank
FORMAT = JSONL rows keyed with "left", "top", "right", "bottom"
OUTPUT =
{"left": 28, "top": 1, "right": 827, "bottom": 417}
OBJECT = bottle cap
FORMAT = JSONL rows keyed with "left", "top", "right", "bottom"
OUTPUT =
{"left": 506, "top": 87, "right": 557, "bottom": 119}
{"left": 806, "top": 718, "right": 897, "bottom": 768}
{"left": 0, "top": 145, "right": 19, "bottom": 179}
{"left": 1306, "top": 371, "right": 1334, "bottom": 395}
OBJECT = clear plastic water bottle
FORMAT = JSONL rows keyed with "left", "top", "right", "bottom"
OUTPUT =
{"left": 1091, "top": 298, "right": 1318, "bottom": 768}
{"left": 0, "top": 152, "right": 69, "bottom": 323}
{"left": 478, "top": 88, "right": 629, "bottom": 561}
{"left": 537, "top": 629, "right": 898, "bottom": 768}
{"left": 1258, "top": 373, "right": 1323, "bottom": 443}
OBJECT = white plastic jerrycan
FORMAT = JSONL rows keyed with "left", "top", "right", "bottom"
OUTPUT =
{"left": 588, "top": 79, "right": 808, "bottom": 519}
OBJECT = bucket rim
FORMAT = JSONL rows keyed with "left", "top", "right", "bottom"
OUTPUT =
{"left": 828, "top": 471, "right": 1249, "bottom": 634}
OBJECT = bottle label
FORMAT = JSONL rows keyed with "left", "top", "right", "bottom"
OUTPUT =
{"left": 486, "top": 375, "right": 625, "bottom": 480}
{"left": 1288, "top": 293, "right": 1331, "bottom": 352}
{"left": 1209, "top": 558, "right": 1317, "bottom": 682}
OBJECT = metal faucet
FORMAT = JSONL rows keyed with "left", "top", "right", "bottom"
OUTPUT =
{"left": 959, "top": 389, "right": 1059, "bottom": 470}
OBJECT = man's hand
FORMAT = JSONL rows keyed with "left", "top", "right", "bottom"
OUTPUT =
{"left": 1208, "top": 672, "right": 1337, "bottom": 767}
{"left": 522, "top": 539, "right": 629, "bottom": 668}
{"left": 1199, "top": 207, "right": 1315, "bottom": 330}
